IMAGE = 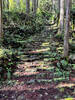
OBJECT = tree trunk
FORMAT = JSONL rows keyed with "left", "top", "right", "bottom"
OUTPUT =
{"left": 16, "top": 0, "right": 20, "bottom": 9}
{"left": 57, "top": 0, "right": 60, "bottom": 26}
{"left": 52, "top": 0, "right": 55, "bottom": 11}
{"left": 2, "top": 0, "right": 4, "bottom": 9}
{"left": 7, "top": 0, "right": 9, "bottom": 10}
{"left": 36, "top": 0, "right": 38, "bottom": 8}
{"left": 60, "top": 0, "right": 64, "bottom": 34}
{"left": 32, "top": 0, "right": 37, "bottom": 15}
{"left": 0, "top": 0, "right": 3, "bottom": 39}
{"left": 64, "top": 0, "right": 70, "bottom": 57}
{"left": 26, "top": 0, "right": 30, "bottom": 14}
{"left": 58, "top": 0, "right": 60, "bottom": 11}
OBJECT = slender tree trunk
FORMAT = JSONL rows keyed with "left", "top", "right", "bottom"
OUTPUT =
{"left": 52, "top": 0, "right": 55, "bottom": 11}
{"left": 36, "top": 0, "right": 38, "bottom": 8}
{"left": 58, "top": 0, "right": 60, "bottom": 11}
{"left": 64, "top": 0, "right": 70, "bottom": 57}
{"left": 26, "top": 0, "right": 30, "bottom": 14}
{"left": 0, "top": 0, "right": 3, "bottom": 39}
{"left": 7, "top": 0, "right": 9, "bottom": 10}
{"left": 57, "top": 0, "right": 60, "bottom": 26}
{"left": 16, "top": 0, "right": 20, "bottom": 9}
{"left": 2, "top": 0, "right": 5, "bottom": 9}
{"left": 60, "top": 0, "right": 64, "bottom": 34}
{"left": 32, "top": 0, "right": 37, "bottom": 15}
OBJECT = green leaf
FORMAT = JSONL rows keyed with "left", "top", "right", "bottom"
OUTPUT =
{"left": 57, "top": 62, "right": 61, "bottom": 67}
{"left": 61, "top": 60, "right": 68, "bottom": 67}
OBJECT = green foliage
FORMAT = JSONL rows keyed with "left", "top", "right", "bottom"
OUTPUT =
{"left": 55, "top": 33, "right": 64, "bottom": 41}
{"left": 61, "top": 60, "right": 68, "bottom": 67}
{"left": 69, "top": 42, "right": 75, "bottom": 53}
{"left": 2, "top": 0, "right": 74, "bottom": 84}
{"left": 39, "top": 0, "right": 54, "bottom": 23}
{"left": 20, "top": 0, "right": 26, "bottom": 12}
{"left": 2, "top": 10, "right": 46, "bottom": 80}
{"left": 9, "top": 0, "right": 16, "bottom": 11}
{"left": 3, "top": 12, "right": 45, "bottom": 48}
{"left": 8, "top": 0, "right": 26, "bottom": 12}
{"left": 70, "top": 8, "right": 75, "bottom": 30}
{"left": 72, "top": 32, "right": 75, "bottom": 38}
{"left": 56, "top": 58, "right": 73, "bottom": 72}
{"left": 0, "top": 48, "right": 19, "bottom": 80}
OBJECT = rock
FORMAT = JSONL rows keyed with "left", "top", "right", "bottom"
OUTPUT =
{"left": 45, "top": 92, "right": 48, "bottom": 95}
{"left": 17, "top": 94, "right": 25, "bottom": 100}
{"left": 39, "top": 94, "right": 43, "bottom": 97}
{"left": 27, "top": 79, "right": 35, "bottom": 85}
{"left": 69, "top": 54, "right": 75, "bottom": 60}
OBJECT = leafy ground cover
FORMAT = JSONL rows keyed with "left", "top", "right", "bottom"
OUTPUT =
{"left": 0, "top": 25, "right": 75, "bottom": 100}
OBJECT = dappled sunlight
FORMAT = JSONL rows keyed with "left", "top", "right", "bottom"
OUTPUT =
{"left": 14, "top": 60, "right": 50, "bottom": 77}
{"left": 14, "top": 71, "right": 39, "bottom": 76}
{"left": 14, "top": 62, "right": 40, "bottom": 76}
{"left": 57, "top": 47, "right": 64, "bottom": 53}
{"left": 29, "top": 47, "right": 50, "bottom": 53}
{"left": 60, "top": 98, "right": 75, "bottom": 100}
{"left": 37, "top": 66, "right": 54, "bottom": 71}
{"left": 41, "top": 42, "right": 49, "bottom": 47}
{"left": 55, "top": 83, "right": 75, "bottom": 88}
{"left": 14, "top": 60, "right": 53, "bottom": 77}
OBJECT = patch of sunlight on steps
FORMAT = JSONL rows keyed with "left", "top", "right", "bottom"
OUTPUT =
{"left": 37, "top": 66, "right": 54, "bottom": 72}
{"left": 25, "top": 68, "right": 37, "bottom": 72}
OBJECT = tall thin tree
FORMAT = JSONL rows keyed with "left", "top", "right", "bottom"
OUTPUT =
{"left": 36, "top": 0, "right": 38, "bottom": 9}
{"left": 60, "top": 0, "right": 64, "bottom": 34}
{"left": 52, "top": 0, "right": 55, "bottom": 12}
{"left": 64, "top": 0, "right": 70, "bottom": 57}
{"left": 26, "top": 0, "right": 30, "bottom": 14}
{"left": 32, "top": 0, "right": 37, "bottom": 15}
{"left": 0, "top": 0, "right": 3, "bottom": 39}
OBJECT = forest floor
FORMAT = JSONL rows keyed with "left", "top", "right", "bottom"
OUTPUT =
{"left": 0, "top": 26, "right": 75, "bottom": 100}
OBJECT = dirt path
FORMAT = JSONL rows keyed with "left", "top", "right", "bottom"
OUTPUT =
{"left": 0, "top": 27, "right": 75, "bottom": 100}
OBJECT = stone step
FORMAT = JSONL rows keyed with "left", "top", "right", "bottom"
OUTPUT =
{"left": 26, "top": 79, "right": 52, "bottom": 85}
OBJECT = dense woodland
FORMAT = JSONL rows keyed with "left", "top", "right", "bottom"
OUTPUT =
{"left": 0, "top": 0, "right": 75, "bottom": 100}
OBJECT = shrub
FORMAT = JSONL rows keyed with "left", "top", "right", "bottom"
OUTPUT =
{"left": 0, "top": 48, "right": 19, "bottom": 80}
{"left": 3, "top": 12, "right": 45, "bottom": 48}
